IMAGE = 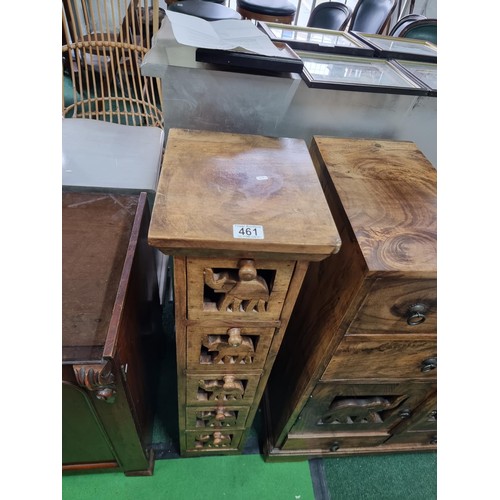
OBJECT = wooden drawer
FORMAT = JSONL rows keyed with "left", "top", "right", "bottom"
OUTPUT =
{"left": 347, "top": 278, "right": 437, "bottom": 335}
{"left": 186, "top": 257, "right": 295, "bottom": 321}
{"left": 385, "top": 431, "right": 437, "bottom": 446}
{"left": 322, "top": 338, "right": 437, "bottom": 380}
{"left": 185, "top": 430, "right": 244, "bottom": 452}
{"left": 186, "top": 373, "right": 261, "bottom": 406}
{"left": 186, "top": 326, "right": 275, "bottom": 372}
{"left": 290, "top": 381, "right": 436, "bottom": 434}
{"left": 282, "top": 432, "right": 389, "bottom": 452}
{"left": 186, "top": 405, "right": 250, "bottom": 430}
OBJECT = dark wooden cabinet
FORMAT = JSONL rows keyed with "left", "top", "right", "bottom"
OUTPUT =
{"left": 263, "top": 137, "right": 437, "bottom": 459}
{"left": 147, "top": 129, "right": 340, "bottom": 456}
{"left": 62, "top": 191, "right": 162, "bottom": 475}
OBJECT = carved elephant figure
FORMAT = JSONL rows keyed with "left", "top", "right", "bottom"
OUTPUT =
{"left": 198, "top": 376, "right": 244, "bottom": 401}
{"left": 320, "top": 395, "right": 407, "bottom": 424}
{"left": 204, "top": 259, "right": 270, "bottom": 313}
{"left": 195, "top": 431, "right": 232, "bottom": 448}
{"left": 202, "top": 328, "right": 255, "bottom": 364}
{"left": 197, "top": 409, "right": 237, "bottom": 428}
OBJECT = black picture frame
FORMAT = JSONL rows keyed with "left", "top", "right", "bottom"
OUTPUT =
{"left": 256, "top": 21, "right": 374, "bottom": 57}
{"left": 350, "top": 32, "right": 437, "bottom": 63}
{"left": 298, "top": 51, "right": 429, "bottom": 96}
{"left": 391, "top": 59, "right": 437, "bottom": 97}
{"left": 195, "top": 42, "right": 304, "bottom": 74}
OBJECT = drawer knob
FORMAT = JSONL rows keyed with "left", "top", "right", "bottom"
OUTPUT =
{"left": 406, "top": 303, "right": 428, "bottom": 326}
{"left": 330, "top": 442, "right": 340, "bottom": 452}
{"left": 399, "top": 409, "right": 412, "bottom": 419}
{"left": 227, "top": 328, "right": 242, "bottom": 347}
{"left": 421, "top": 357, "right": 437, "bottom": 372}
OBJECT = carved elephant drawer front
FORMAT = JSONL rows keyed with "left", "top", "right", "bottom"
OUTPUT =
{"left": 186, "top": 373, "right": 261, "bottom": 406}
{"left": 185, "top": 430, "right": 244, "bottom": 453}
{"left": 289, "top": 381, "right": 436, "bottom": 435}
{"left": 187, "top": 326, "right": 276, "bottom": 372}
{"left": 186, "top": 258, "right": 295, "bottom": 322}
{"left": 321, "top": 338, "right": 437, "bottom": 380}
{"left": 185, "top": 405, "right": 250, "bottom": 430}
{"left": 347, "top": 279, "right": 437, "bottom": 335}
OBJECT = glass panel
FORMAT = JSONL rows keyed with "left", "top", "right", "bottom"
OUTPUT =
{"left": 363, "top": 35, "right": 437, "bottom": 57}
{"left": 269, "top": 26, "right": 361, "bottom": 49}
{"left": 302, "top": 54, "right": 420, "bottom": 89}
{"left": 397, "top": 60, "right": 437, "bottom": 90}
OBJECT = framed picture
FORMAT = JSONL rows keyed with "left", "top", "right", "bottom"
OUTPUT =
{"left": 298, "top": 51, "right": 429, "bottom": 95}
{"left": 195, "top": 42, "right": 304, "bottom": 74}
{"left": 257, "top": 21, "right": 374, "bottom": 57}
{"left": 392, "top": 59, "right": 437, "bottom": 97}
{"left": 350, "top": 32, "right": 437, "bottom": 63}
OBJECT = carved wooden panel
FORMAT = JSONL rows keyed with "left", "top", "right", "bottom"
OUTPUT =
{"left": 186, "top": 257, "right": 295, "bottom": 321}
{"left": 186, "top": 373, "right": 261, "bottom": 406}
{"left": 186, "top": 326, "right": 275, "bottom": 371}
{"left": 185, "top": 405, "right": 250, "bottom": 430}
{"left": 347, "top": 278, "right": 437, "bottom": 335}
{"left": 321, "top": 338, "right": 437, "bottom": 380}
{"left": 185, "top": 430, "right": 244, "bottom": 452}
{"left": 290, "top": 381, "right": 436, "bottom": 434}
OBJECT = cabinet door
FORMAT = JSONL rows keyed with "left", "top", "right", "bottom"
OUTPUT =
{"left": 62, "top": 382, "right": 117, "bottom": 467}
{"left": 289, "top": 381, "right": 436, "bottom": 435}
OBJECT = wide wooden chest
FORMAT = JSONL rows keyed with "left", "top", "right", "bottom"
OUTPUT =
{"left": 62, "top": 191, "right": 162, "bottom": 475}
{"left": 148, "top": 128, "right": 340, "bottom": 456}
{"left": 263, "top": 137, "right": 437, "bottom": 459}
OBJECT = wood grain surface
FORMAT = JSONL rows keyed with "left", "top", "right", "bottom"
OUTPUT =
{"left": 310, "top": 137, "right": 436, "bottom": 274}
{"left": 149, "top": 129, "right": 340, "bottom": 260}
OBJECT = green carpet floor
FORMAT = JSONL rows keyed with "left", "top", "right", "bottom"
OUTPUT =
{"left": 322, "top": 452, "right": 437, "bottom": 499}
{"left": 62, "top": 454, "right": 316, "bottom": 500}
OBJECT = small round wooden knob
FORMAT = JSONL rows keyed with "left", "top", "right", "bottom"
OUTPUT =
{"left": 406, "top": 303, "right": 427, "bottom": 326}
{"left": 223, "top": 375, "right": 238, "bottom": 389}
{"left": 421, "top": 357, "right": 437, "bottom": 372}
{"left": 238, "top": 259, "right": 257, "bottom": 281}
{"left": 215, "top": 409, "right": 226, "bottom": 421}
{"left": 227, "top": 328, "right": 242, "bottom": 347}
{"left": 213, "top": 432, "right": 223, "bottom": 446}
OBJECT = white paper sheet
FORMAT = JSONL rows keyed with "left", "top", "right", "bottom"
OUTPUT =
{"left": 165, "top": 11, "right": 285, "bottom": 57}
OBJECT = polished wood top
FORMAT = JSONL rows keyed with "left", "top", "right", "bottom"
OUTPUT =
{"left": 310, "top": 137, "right": 436, "bottom": 275}
{"left": 149, "top": 129, "right": 340, "bottom": 260}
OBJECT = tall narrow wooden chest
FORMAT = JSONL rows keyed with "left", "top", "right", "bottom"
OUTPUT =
{"left": 148, "top": 128, "right": 340, "bottom": 456}
{"left": 263, "top": 137, "right": 437, "bottom": 459}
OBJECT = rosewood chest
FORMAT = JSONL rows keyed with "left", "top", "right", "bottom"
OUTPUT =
{"left": 263, "top": 137, "right": 437, "bottom": 459}
{"left": 62, "top": 191, "right": 162, "bottom": 475}
{"left": 148, "top": 128, "right": 340, "bottom": 456}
